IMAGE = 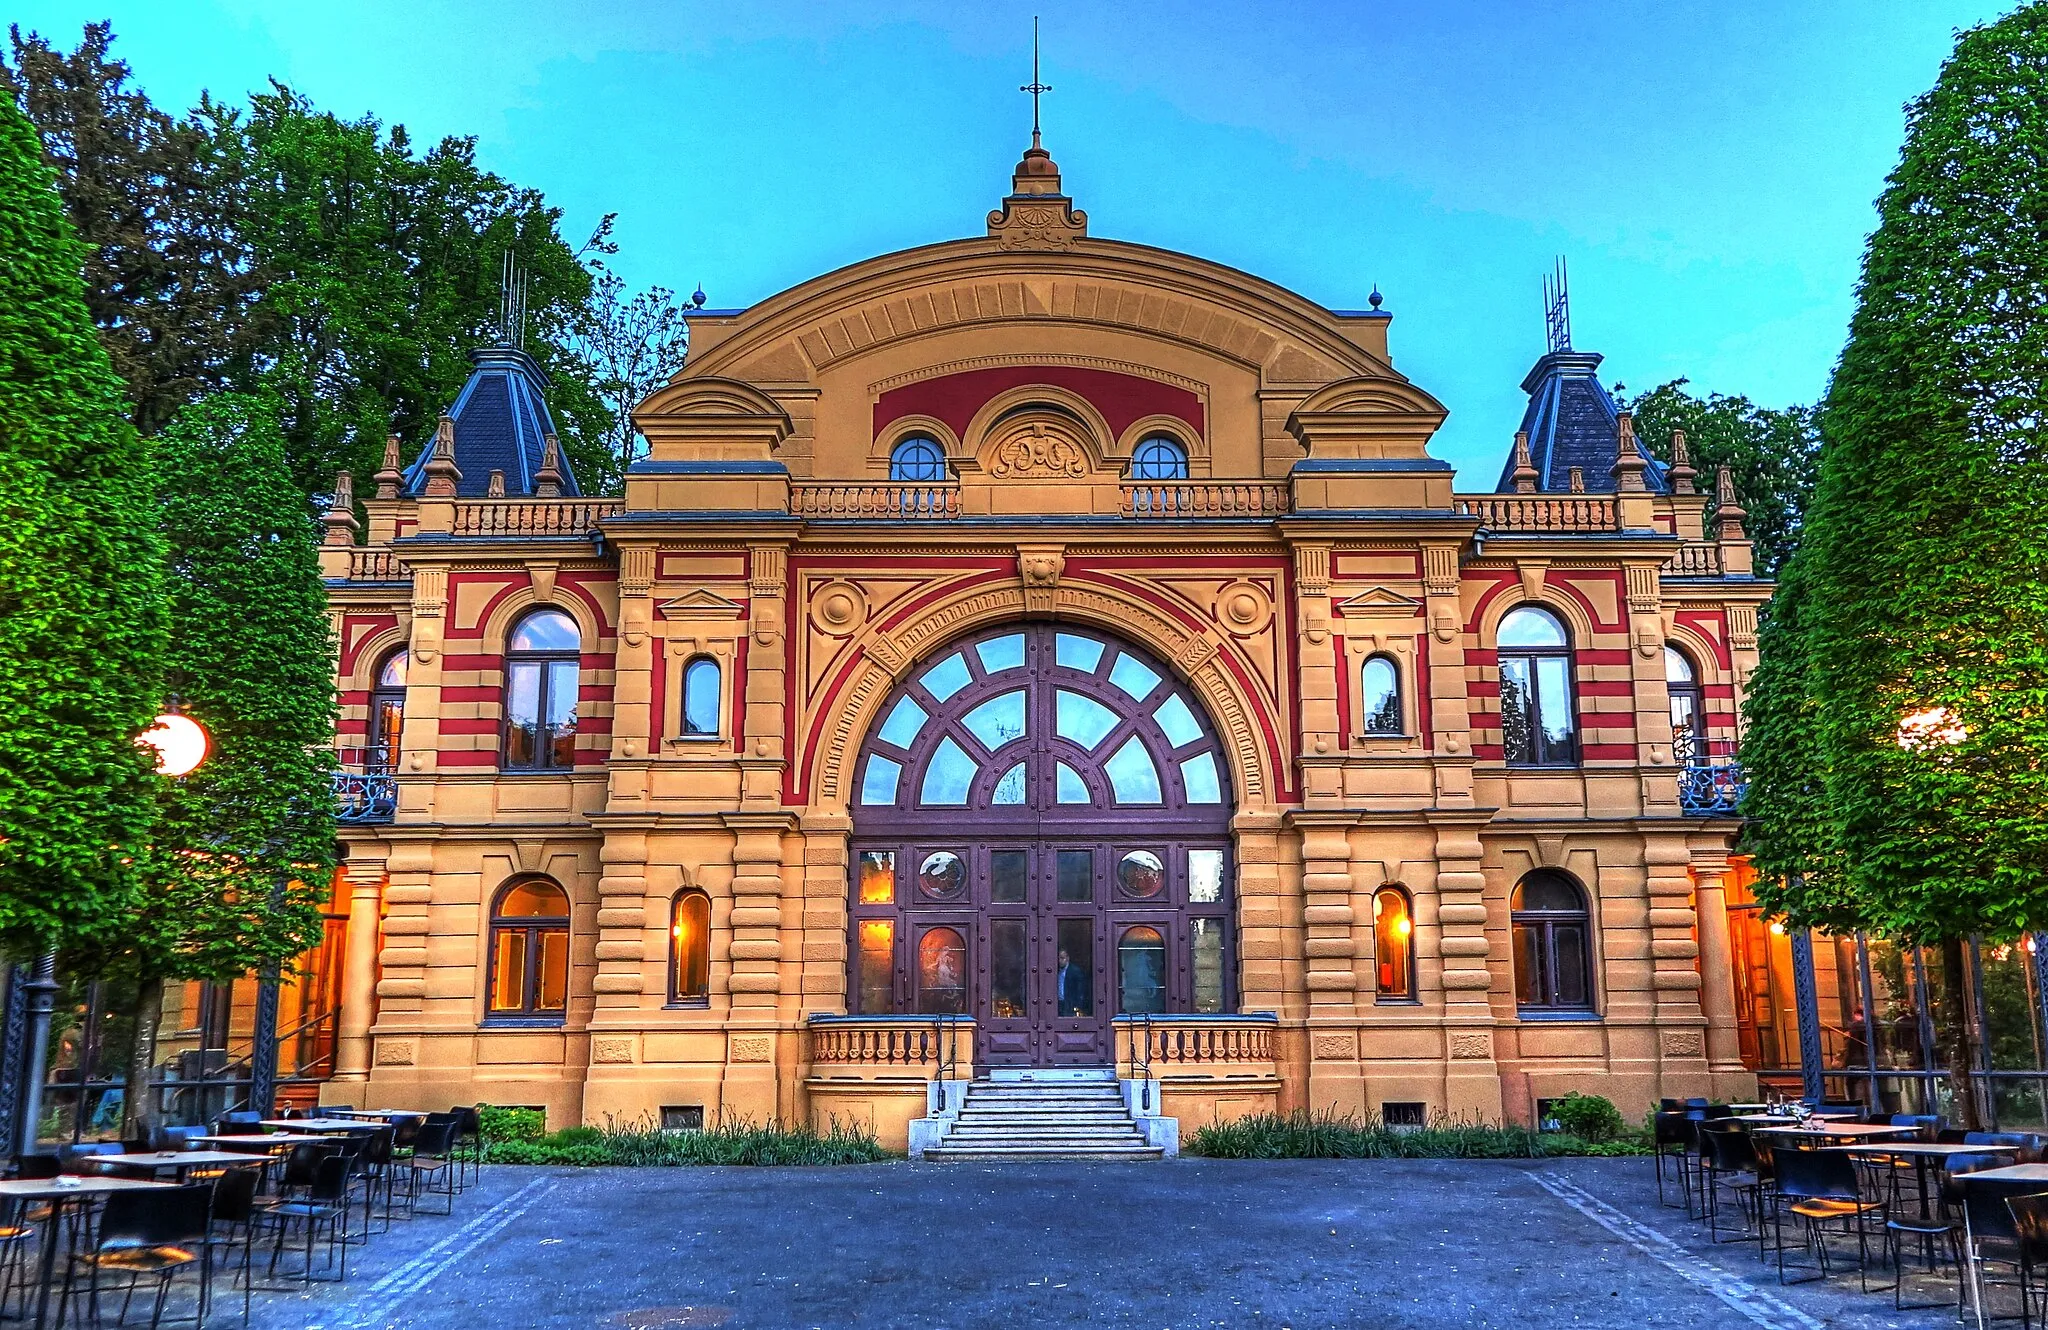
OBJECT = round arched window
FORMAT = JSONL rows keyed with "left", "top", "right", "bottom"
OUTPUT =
{"left": 370, "top": 649, "right": 408, "bottom": 770}
{"left": 1130, "top": 436, "right": 1189, "bottom": 481}
{"left": 1374, "top": 887, "right": 1414, "bottom": 999}
{"left": 1361, "top": 655, "right": 1402, "bottom": 735}
{"left": 1666, "top": 645, "right": 1703, "bottom": 763}
{"left": 889, "top": 436, "right": 947, "bottom": 483}
{"left": 670, "top": 890, "right": 710, "bottom": 1005}
{"left": 505, "top": 609, "right": 580, "bottom": 771}
{"left": 488, "top": 878, "right": 571, "bottom": 1018}
{"left": 1511, "top": 870, "right": 1593, "bottom": 1011}
{"left": 1496, "top": 606, "right": 1575, "bottom": 767}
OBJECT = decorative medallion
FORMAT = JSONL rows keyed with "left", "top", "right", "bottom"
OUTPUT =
{"left": 1213, "top": 580, "right": 1274, "bottom": 636}
{"left": 810, "top": 580, "right": 868, "bottom": 634}
{"left": 988, "top": 422, "right": 1089, "bottom": 479}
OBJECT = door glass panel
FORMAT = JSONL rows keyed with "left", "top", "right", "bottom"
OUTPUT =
{"left": 917, "top": 927, "right": 967, "bottom": 1014}
{"left": 859, "top": 755, "right": 901, "bottom": 805}
{"left": 976, "top": 633, "right": 1025, "bottom": 675}
{"left": 992, "top": 763, "right": 1026, "bottom": 804}
{"left": 919, "top": 737, "right": 976, "bottom": 805}
{"left": 1109, "top": 654, "right": 1161, "bottom": 701}
{"left": 962, "top": 690, "right": 1027, "bottom": 751}
{"left": 990, "top": 850, "right": 1027, "bottom": 903}
{"left": 1117, "top": 850, "right": 1165, "bottom": 900}
{"left": 878, "top": 695, "right": 928, "bottom": 748}
{"left": 1056, "top": 762, "right": 1089, "bottom": 803}
{"left": 1187, "top": 849, "right": 1224, "bottom": 903}
{"left": 1055, "top": 919, "right": 1093, "bottom": 1016}
{"left": 1119, "top": 926, "right": 1166, "bottom": 1015}
{"left": 990, "top": 920, "right": 1027, "bottom": 1018}
{"left": 1057, "top": 851, "right": 1093, "bottom": 903}
{"left": 1534, "top": 656, "right": 1575, "bottom": 759}
{"left": 920, "top": 653, "right": 972, "bottom": 701}
{"left": 1056, "top": 690, "right": 1118, "bottom": 750}
{"left": 536, "top": 928, "right": 569, "bottom": 1011}
{"left": 1055, "top": 633, "right": 1104, "bottom": 672}
{"left": 1153, "top": 694, "right": 1201, "bottom": 747}
{"left": 1191, "top": 918, "right": 1225, "bottom": 1013}
{"left": 857, "top": 919, "right": 895, "bottom": 1014}
{"left": 1106, "top": 736, "right": 1162, "bottom": 803}
{"left": 1513, "top": 924, "right": 1542, "bottom": 1005}
{"left": 490, "top": 930, "right": 528, "bottom": 1011}
{"left": 857, "top": 851, "right": 895, "bottom": 904}
{"left": 1179, "top": 752, "right": 1222, "bottom": 803}
{"left": 919, "top": 852, "right": 966, "bottom": 900}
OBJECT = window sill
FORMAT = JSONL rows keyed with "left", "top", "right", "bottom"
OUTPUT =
{"left": 1502, "top": 764, "right": 1582, "bottom": 772}
{"left": 1516, "top": 1009, "right": 1601, "bottom": 1022}
{"left": 663, "top": 1000, "right": 711, "bottom": 1011}
{"left": 1371, "top": 996, "right": 1422, "bottom": 1006}
{"left": 481, "top": 1015, "right": 567, "bottom": 1029}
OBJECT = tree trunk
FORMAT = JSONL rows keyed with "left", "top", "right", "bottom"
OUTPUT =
{"left": 119, "top": 975, "right": 164, "bottom": 1141}
{"left": 1939, "top": 935, "right": 1981, "bottom": 1131}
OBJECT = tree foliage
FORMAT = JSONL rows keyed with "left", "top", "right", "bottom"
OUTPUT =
{"left": 1627, "top": 379, "right": 1820, "bottom": 575}
{"left": 566, "top": 217, "right": 690, "bottom": 494}
{"left": 0, "top": 89, "right": 163, "bottom": 959}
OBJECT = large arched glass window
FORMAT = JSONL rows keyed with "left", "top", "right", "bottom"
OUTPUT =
{"left": 370, "top": 649, "right": 407, "bottom": 772}
{"left": 488, "top": 878, "right": 570, "bottom": 1018}
{"left": 682, "top": 657, "right": 721, "bottom": 738}
{"left": 1666, "top": 645, "right": 1703, "bottom": 764}
{"left": 889, "top": 436, "right": 947, "bottom": 482}
{"left": 1511, "top": 871, "right": 1593, "bottom": 1012}
{"left": 1361, "top": 655, "right": 1403, "bottom": 735}
{"left": 1129, "top": 435, "right": 1189, "bottom": 480}
{"left": 1374, "top": 887, "right": 1414, "bottom": 999}
{"left": 505, "top": 609, "right": 580, "bottom": 771}
{"left": 669, "top": 890, "right": 710, "bottom": 1005}
{"left": 1497, "top": 606, "right": 1576, "bottom": 767}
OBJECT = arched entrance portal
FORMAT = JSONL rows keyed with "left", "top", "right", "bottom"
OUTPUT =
{"left": 849, "top": 623, "right": 1235, "bottom": 1066}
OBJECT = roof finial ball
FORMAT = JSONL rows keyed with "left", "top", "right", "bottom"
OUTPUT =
{"left": 1368, "top": 286, "right": 1384, "bottom": 311}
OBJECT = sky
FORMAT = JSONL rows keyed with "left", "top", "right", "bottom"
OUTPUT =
{"left": 8, "top": 0, "right": 2012, "bottom": 482}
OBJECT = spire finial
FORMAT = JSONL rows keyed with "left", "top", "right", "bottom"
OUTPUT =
{"left": 373, "top": 433, "right": 403, "bottom": 501}
{"left": 422, "top": 412, "right": 462, "bottom": 497}
{"left": 1668, "top": 427, "right": 1696, "bottom": 496}
{"left": 1021, "top": 16, "right": 1051, "bottom": 150}
{"left": 535, "top": 432, "right": 564, "bottom": 499}
{"left": 1611, "top": 409, "right": 1648, "bottom": 493}
{"left": 1509, "top": 430, "right": 1537, "bottom": 494}
{"left": 1715, "top": 465, "right": 1748, "bottom": 542}
{"left": 322, "top": 471, "right": 359, "bottom": 546}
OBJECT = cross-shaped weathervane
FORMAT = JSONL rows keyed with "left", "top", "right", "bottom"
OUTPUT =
{"left": 1021, "top": 16, "right": 1051, "bottom": 147}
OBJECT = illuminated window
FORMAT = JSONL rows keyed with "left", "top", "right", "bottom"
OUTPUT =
{"left": 1374, "top": 887, "right": 1414, "bottom": 999}
{"left": 488, "top": 878, "right": 570, "bottom": 1018}
{"left": 504, "top": 609, "right": 579, "bottom": 771}
{"left": 669, "top": 890, "right": 710, "bottom": 1004}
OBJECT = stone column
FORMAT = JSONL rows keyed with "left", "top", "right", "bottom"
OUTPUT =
{"left": 1297, "top": 815, "right": 1364, "bottom": 1116}
{"left": 609, "top": 545, "right": 657, "bottom": 805}
{"left": 1692, "top": 857, "right": 1744, "bottom": 1079}
{"left": 1430, "top": 814, "right": 1502, "bottom": 1121}
{"left": 798, "top": 813, "right": 851, "bottom": 1017}
{"left": 330, "top": 856, "right": 387, "bottom": 1086}
{"left": 722, "top": 813, "right": 794, "bottom": 1123}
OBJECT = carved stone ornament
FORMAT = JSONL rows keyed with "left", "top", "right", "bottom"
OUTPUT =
{"left": 1661, "top": 1030, "right": 1705, "bottom": 1058}
{"left": 729, "top": 1034, "right": 774, "bottom": 1063}
{"left": 375, "top": 1039, "right": 417, "bottom": 1067}
{"left": 1017, "top": 546, "right": 1066, "bottom": 589}
{"left": 1430, "top": 603, "right": 1459, "bottom": 644}
{"left": 988, "top": 421, "right": 1089, "bottom": 479}
{"left": 1448, "top": 1031, "right": 1493, "bottom": 1060}
{"left": 810, "top": 581, "right": 868, "bottom": 634}
{"left": 591, "top": 1037, "right": 635, "bottom": 1064}
{"left": 987, "top": 201, "right": 1088, "bottom": 250}
{"left": 751, "top": 599, "right": 783, "bottom": 649}
{"left": 1214, "top": 580, "right": 1274, "bottom": 636}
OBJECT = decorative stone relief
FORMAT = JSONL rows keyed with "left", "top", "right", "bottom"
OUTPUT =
{"left": 1214, "top": 580, "right": 1274, "bottom": 636}
{"left": 987, "top": 422, "right": 1089, "bottom": 478}
{"left": 591, "top": 1038, "right": 636, "bottom": 1064}
{"left": 810, "top": 581, "right": 868, "bottom": 634}
{"left": 1662, "top": 1030, "right": 1705, "bottom": 1058}
{"left": 1448, "top": 1031, "right": 1493, "bottom": 1060}
{"left": 375, "top": 1039, "right": 416, "bottom": 1067}
{"left": 729, "top": 1035, "right": 774, "bottom": 1063}
{"left": 1311, "top": 1032, "right": 1358, "bottom": 1060}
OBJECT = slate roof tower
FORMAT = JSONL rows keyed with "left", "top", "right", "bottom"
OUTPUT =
{"left": 401, "top": 343, "right": 581, "bottom": 498}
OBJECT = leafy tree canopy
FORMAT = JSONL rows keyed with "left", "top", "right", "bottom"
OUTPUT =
{"left": 1627, "top": 379, "right": 1820, "bottom": 576}
{"left": 0, "top": 89, "right": 163, "bottom": 959}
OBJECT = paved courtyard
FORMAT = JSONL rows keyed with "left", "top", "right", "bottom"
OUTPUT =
{"left": 244, "top": 1157, "right": 1961, "bottom": 1330}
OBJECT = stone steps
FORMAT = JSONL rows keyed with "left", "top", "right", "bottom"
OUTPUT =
{"left": 920, "top": 1072, "right": 1163, "bottom": 1162}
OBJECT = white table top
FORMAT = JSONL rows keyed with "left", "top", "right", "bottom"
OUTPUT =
{"left": 0, "top": 1175, "right": 173, "bottom": 1199}
{"left": 1954, "top": 1162, "right": 2048, "bottom": 1184}
{"left": 258, "top": 1118, "right": 378, "bottom": 1132}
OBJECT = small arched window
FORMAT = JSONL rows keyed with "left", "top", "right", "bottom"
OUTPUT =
{"left": 916, "top": 926, "right": 966, "bottom": 1014}
{"left": 682, "top": 657, "right": 721, "bottom": 738}
{"left": 1361, "top": 655, "right": 1403, "bottom": 735}
{"left": 1130, "top": 435, "right": 1189, "bottom": 481}
{"left": 1496, "top": 605, "right": 1576, "bottom": 767}
{"left": 889, "top": 436, "right": 947, "bottom": 482}
{"left": 488, "top": 878, "right": 571, "bottom": 1018}
{"left": 1119, "top": 925, "right": 1167, "bottom": 1014}
{"left": 1511, "top": 870, "right": 1593, "bottom": 1012}
{"left": 370, "top": 649, "right": 407, "bottom": 772}
{"left": 669, "top": 890, "right": 710, "bottom": 1005}
{"left": 1666, "top": 646, "right": 1703, "bottom": 764}
{"left": 1374, "top": 887, "right": 1414, "bottom": 999}
{"left": 505, "top": 608, "right": 580, "bottom": 771}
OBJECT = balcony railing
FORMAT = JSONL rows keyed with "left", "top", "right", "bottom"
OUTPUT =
{"left": 1667, "top": 542, "right": 1724, "bottom": 577}
{"left": 807, "top": 1015, "right": 972, "bottom": 1077}
{"left": 1453, "top": 495, "right": 1619, "bottom": 532}
{"left": 333, "top": 744, "right": 397, "bottom": 824}
{"left": 790, "top": 485, "right": 960, "bottom": 519}
{"left": 1121, "top": 483, "right": 1292, "bottom": 518}
{"left": 344, "top": 548, "right": 406, "bottom": 581}
{"left": 450, "top": 499, "right": 622, "bottom": 537}
{"left": 1679, "top": 759, "right": 1746, "bottom": 816}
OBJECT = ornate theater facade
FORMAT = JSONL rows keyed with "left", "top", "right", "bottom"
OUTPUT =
{"left": 318, "top": 142, "right": 1767, "bottom": 1146}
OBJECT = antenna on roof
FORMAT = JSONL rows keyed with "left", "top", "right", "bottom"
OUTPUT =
{"left": 1021, "top": 15, "right": 1052, "bottom": 149}
{"left": 1543, "top": 257, "right": 1572, "bottom": 354}
{"left": 498, "top": 250, "right": 531, "bottom": 350}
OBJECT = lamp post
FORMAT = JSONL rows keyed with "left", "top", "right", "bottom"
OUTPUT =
{"left": 12, "top": 713, "right": 210, "bottom": 1156}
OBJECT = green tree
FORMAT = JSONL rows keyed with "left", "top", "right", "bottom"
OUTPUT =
{"left": 567, "top": 222, "right": 690, "bottom": 493}
{"left": 0, "top": 90, "right": 163, "bottom": 959}
{"left": 1739, "top": 6, "right": 2048, "bottom": 1126}
{"left": 78, "top": 393, "right": 337, "bottom": 1129}
{"left": 1, "top": 23, "right": 260, "bottom": 435}
{"left": 1627, "top": 379, "right": 1820, "bottom": 575}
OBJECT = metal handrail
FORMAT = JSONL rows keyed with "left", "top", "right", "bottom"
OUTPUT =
{"left": 1131, "top": 1013, "right": 1155, "bottom": 1114}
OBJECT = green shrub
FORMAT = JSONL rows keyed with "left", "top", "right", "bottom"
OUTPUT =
{"left": 476, "top": 1105, "right": 546, "bottom": 1143}
{"left": 1184, "top": 1109, "right": 1651, "bottom": 1160}
{"left": 482, "top": 1117, "right": 894, "bottom": 1167}
{"left": 1547, "top": 1092, "right": 1627, "bottom": 1143}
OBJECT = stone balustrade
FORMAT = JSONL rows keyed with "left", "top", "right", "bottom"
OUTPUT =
{"left": 1452, "top": 495, "right": 1619, "bottom": 532}
{"left": 790, "top": 485, "right": 961, "bottom": 519}
{"left": 1667, "top": 542, "right": 1724, "bottom": 576}
{"left": 1120, "top": 483, "right": 1292, "bottom": 518}
{"left": 451, "top": 499, "right": 623, "bottom": 537}
{"left": 1115, "top": 1013, "right": 1279, "bottom": 1074}
{"left": 347, "top": 548, "right": 406, "bottom": 581}
{"left": 806, "top": 1015, "right": 973, "bottom": 1076}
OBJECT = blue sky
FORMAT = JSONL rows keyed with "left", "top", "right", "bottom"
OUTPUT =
{"left": 10, "top": 1, "right": 2009, "bottom": 480}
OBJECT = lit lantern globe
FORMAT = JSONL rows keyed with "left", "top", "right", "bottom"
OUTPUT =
{"left": 138, "top": 713, "right": 210, "bottom": 776}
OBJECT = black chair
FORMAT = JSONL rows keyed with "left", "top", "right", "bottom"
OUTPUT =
{"left": 1653, "top": 1112, "right": 1693, "bottom": 1209}
{"left": 57, "top": 1182, "right": 214, "bottom": 1330}
{"left": 1699, "top": 1127, "right": 1764, "bottom": 1246}
{"left": 404, "top": 1121, "right": 459, "bottom": 1217}
{"left": 254, "top": 1154, "right": 352, "bottom": 1285}
{"left": 1883, "top": 1159, "right": 1970, "bottom": 1314}
{"left": 202, "top": 1166, "right": 264, "bottom": 1323}
{"left": 12, "top": 1155, "right": 61, "bottom": 1180}
{"left": 451, "top": 1107, "right": 485, "bottom": 1189}
{"left": 1958, "top": 1175, "right": 2048, "bottom": 1328}
{"left": 1768, "top": 1145, "right": 1881, "bottom": 1286}
{"left": 2008, "top": 1192, "right": 2048, "bottom": 1329}
{"left": 212, "top": 1112, "right": 262, "bottom": 1136}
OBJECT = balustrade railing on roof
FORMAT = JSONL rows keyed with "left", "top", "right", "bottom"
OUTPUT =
{"left": 346, "top": 548, "right": 405, "bottom": 581}
{"left": 790, "top": 484, "right": 961, "bottom": 519}
{"left": 1453, "top": 495, "right": 1619, "bottom": 532}
{"left": 1120, "top": 483, "right": 1292, "bottom": 518}
{"left": 1667, "top": 542, "right": 1724, "bottom": 577}
{"left": 450, "top": 499, "right": 623, "bottom": 537}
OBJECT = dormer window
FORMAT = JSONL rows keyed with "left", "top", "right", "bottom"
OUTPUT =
{"left": 1130, "top": 436, "right": 1189, "bottom": 481}
{"left": 889, "top": 436, "right": 947, "bottom": 482}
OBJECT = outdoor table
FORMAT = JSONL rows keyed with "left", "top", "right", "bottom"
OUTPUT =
{"left": 1831, "top": 1141, "right": 2024, "bottom": 1220}
{"left": 1728, "top": 1114, "right": 1801, "bottom": 1125}
{"left": 1754, "top": 1122, "right": 1920, "bottom": 1146}
{"left": 97, "top": 1149, "right": 273, "bottom": 1182}
{"left": 258, "top": 1117, "right": 379, "bottom": 1133}
{"left": 1953, "top": 1162, "right": 2048, "bottom": 1185}
{"left": 0, "top": 1174, "right": 174, "bottom": 1330}
{"left": 193, "top": 1133, "right": 333, "bottom": 1148}
{"left": 326, "top": 1107, "right": 425, "bottom": 1120}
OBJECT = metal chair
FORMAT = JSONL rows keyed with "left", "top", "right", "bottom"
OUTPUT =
{"left": 57, "top": 1182, "right": 214, "bottom": 1330}
{"left": 1767, "top": 1145, "right": 1882, "bottom": 1286}
{"left": 1699, "top": 1127, "right": 1764, "bottom": 1246}
{"left": 254, "top": 1154, "right": 353, "bottom": 1285}
{"left": 1652, "top": 1112, "right": 1693, "bottom": 1209}
{"left": 404, "top": 1121, "right": 460, "bottom": 1218}
{"left": 2007, "top": 1192, "right": 2048, "bottom": 1329}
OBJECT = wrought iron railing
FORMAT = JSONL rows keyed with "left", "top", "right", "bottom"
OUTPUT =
{"left": 450, "top": 499, "right": 622, "bottom": 537}
{"left": 1453, "top": 495, "right": 1620, "bottom": 532}
{"left": 333, "top": 743, "right": 397, "bottom": 824}
{"left": 790, "top": 485, "right": 961, "bottom": 519}
{"left": 1679, "top": 759, "right": 1746, "bottom": 815}
{"left": 1121, "top": 483, "right": 1292, "bottom": 518}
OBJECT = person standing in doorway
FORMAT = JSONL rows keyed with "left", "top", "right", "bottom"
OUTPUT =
{"left": 1056, "top": 949, "right": 1088, "bottom": 1016}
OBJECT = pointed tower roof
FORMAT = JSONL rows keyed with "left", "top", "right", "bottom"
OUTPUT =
{"left": 1496, "top": 348, "right": 1668, "bottom": 494}
{"left": 402, "top": 344, "right": 581, "bottom": 498}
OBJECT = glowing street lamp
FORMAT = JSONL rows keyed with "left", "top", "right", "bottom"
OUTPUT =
{"left": 137, "top": 713, "right": 211, "bottom": 776}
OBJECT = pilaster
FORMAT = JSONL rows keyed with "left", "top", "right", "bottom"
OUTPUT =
{"left": 1422, "top": 543, "right": 1475, "bottom": 807}
{"left": 1428, "top": 813, "right": 1502, "bottom": 1120}
{"left": 330, "top": 855, "right": 387, "bottom": 1086}
{"left": 591, "top": 831, "right": 651, "bottom": 1013}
